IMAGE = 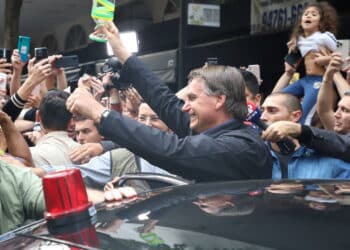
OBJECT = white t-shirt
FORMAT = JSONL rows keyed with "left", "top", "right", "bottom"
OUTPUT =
{"left": 298, "top": 31, "right": 337, "bottom": 57}
{"left": 30, "top": 131, "right": 80, "bottom": 167}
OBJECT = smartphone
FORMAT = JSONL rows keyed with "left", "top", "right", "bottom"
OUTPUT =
{"left": 284, "top": 50, "right": 302, "bottom": 66}
{"left": 17, "top": 36, "right": 31, "bottom": 62}
{"left": 69, "top": 80, "right": 78, "bottom": 93}
{"left": 34, "top": 47, "right": 48, "bottom": 63}
{"left": 247, "top": 64, "right": 261, "bottom": 84}
{"left": 54, "top": 55, "right": 79, "bottom": 68}
{"left": 336, "top": 39, "right": 350, "bottom": 70}
{"left": 0, "top": 48, "right": 11, "bottom": 63}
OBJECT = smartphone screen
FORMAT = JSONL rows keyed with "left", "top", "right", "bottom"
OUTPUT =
{"left": 17, "top": 36, "right": 31, "bottom": 62}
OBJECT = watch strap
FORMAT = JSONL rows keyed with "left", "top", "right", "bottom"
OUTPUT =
{"left": 100, "top": 109, "right": 111, "bottom": 124}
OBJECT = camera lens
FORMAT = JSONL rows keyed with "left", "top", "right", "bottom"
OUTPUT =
{"left": 101, "top": 63, "right": 112, "bottom": 73}
{"left": 102, "top": 56, "right": 122, "bottom": 73}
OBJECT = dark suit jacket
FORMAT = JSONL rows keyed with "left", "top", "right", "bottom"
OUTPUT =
{"left": 100, "top": 56, "right": 272, "bottom": 182}
{"left": 300, "top": 126, "right": 350, "bottom": 163}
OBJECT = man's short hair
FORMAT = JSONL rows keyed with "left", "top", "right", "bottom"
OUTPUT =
{"left": 240, "top": 70, "right": 260, "bottom": 97}
{"left": 267, "top": 92, "right": 302, "bottom": 112}
{"left": 39, "top": 90, "right": 72, "bottom": 130}
{"left": 73, "top": 114, "right": 100, "bottom": 130}
{"left": 188, "top": 65, "right": 247, "bottom": 121}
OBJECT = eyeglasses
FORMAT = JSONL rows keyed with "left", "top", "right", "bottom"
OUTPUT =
{"left": 138, "top": 115, "right": 160, "bottom": 123}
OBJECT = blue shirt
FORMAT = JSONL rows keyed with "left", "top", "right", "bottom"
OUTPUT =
{"left": 271, "top": 146, "right": 350, "bottom": 179}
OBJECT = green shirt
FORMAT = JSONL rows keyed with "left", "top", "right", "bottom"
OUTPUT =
{"left": 0, "top": 159, "right": 45, "bottom": 234}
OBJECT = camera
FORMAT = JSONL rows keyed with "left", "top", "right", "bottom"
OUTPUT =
{"left": 101, "top": 56, "right": 131, "bottom": 91}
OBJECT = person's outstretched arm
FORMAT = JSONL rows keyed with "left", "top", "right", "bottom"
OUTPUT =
{"left": 333, "top": 71, "right": 350, "bottom": 98}
{"left": 92, "top": 21, "right": 190, "bottom": 137}
{"left": 272, "top": 62, "right": 296, "bottom": 93}
{"left": 262, "top": 120, "right": 350, "bottom": 163}
{"left": 317, "top": 53, "right": 342, "bottom": 130}
{"left": 3, "top": 58, "right": 52, "bottom": 121}
{"left": 0, "top": 111, "right": 34, "bottom": 167}
{"left": 9, "top": 49, "right": 27, "bottom": 96}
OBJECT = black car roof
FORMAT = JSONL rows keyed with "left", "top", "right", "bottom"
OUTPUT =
{"left": 1, "top": 179, "right": 350, "bottom": 249}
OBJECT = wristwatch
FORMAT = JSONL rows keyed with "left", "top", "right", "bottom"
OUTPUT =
{"left": 33, "top": 122, "right": 42, "bottom": 132}
{"left": 100, "top": 109, "right": 111, "bottom": 124}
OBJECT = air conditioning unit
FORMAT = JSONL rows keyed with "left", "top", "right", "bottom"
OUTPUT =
{"left": 138, "top": 49, "right": 177, "bottom": 84}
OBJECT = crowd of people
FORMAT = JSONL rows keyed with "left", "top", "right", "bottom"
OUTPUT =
{"left": 0, "top": 1, "right": 350, "bottom": 234}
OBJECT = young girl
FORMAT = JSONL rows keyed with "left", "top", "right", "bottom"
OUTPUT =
{"left": 273, "top": 2, "right": 338, "bottom": 125}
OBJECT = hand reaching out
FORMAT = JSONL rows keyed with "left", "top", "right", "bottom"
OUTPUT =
{"left": 28, "top": 58, "right": 52, "bottom": 82}
{"left": 261, "top": 121, "right": 301, "bottom": 142}
{"left": 103, "top": 176, "right": 137, "bottom": 202}
{"left": 11, "top": 49, "right": 27, "bottom": 71}
{"left": 66, "top": 87, "right": 105, "bottom": 123}
{"left": 27, "top": 94, "right": 42, "bottom": 108}
{"left": 90, "top": 77, "right": 105, "bottom": 101}
{"left": 48, "top": 55, "right": 64, "bottom": 76}
{"left": 324, "top": 52, "right": 342, "bottom": 82}
{"left": 0, "top": 58, "right": 12, "bottom": 74}
{"left": 69, "top": 142, "right": 104, "bottom": 164}
{"left": 123, "top": 87, "right": 142, "bottom": 111}
{"left": 287, "top": 38, "right": 297, "bottom": 54}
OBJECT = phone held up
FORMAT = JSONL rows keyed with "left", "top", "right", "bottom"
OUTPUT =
{"left": 17, "top": 36, "right": 31, "bottom": 62}
{"left": 54, "top": 55, "right": 79, "bottom": 68}
{"left": 34, "top": 47, "right": 49, "bottom": 63}
{"left": 284, "top": 49, "right": 302, "bottom": 67}
{"left": 336, "top": 39, "right": 350, "bottom": 71}
{"left": 0, "top": 48, "right": 11, "bottom": 91}
{"left": 0, "top": 48, "right": 11, "bottom": 63}
{"left": 247, "top": 64, "right": 261, "bottom": 85}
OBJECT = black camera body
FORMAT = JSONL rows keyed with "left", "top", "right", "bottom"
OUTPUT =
{"left": 101, "top": 56, "right": 131, "bottom": 91}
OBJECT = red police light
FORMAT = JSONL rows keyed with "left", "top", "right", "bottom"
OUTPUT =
{"left": 43, "top": 168, "right": 92, "bottom": 220}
